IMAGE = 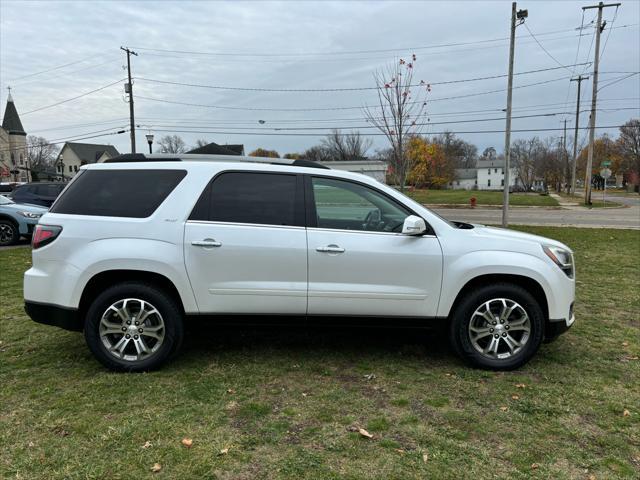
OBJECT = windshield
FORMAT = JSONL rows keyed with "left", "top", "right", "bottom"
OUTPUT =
{"left": 0, "top": 195, "right": 14, "bottom": 205}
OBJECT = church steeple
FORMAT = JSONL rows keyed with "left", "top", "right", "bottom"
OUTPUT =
{"left": 2, "top": 89, "right": 26, "bottom": 136}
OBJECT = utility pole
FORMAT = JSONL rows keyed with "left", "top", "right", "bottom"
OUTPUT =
{"left": 121, "top": 46, "right": 138, "bottom": 153}
{"left": 502, "top": 3, "right": 527, "bottom": 228}
{"left": 582, "top": 2, "right": 620, "bottom": 205}
{"left": 570, "top": 75, "right": 588, "bottom": 195}
{"left": 563, "top": 118, "right": 568, "bottom": 193}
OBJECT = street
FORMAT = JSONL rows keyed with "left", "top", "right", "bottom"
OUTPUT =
{"left": 434, "top": 205, "right": 640, "bottom": 229}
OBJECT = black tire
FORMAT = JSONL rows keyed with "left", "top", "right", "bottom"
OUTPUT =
{"left": 0, "top": 219, "right": 19, "bottom": 246}
{"left": 84, "top": 282, "right": 184, "bottom": 372}
{"left": 449, "top": 283, "right": 544, "bottom": 370}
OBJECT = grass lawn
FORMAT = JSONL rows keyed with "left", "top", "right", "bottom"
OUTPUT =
{"left": 558, "top": 192, "right": 624, "bottom": 209}
{"left": 406, "top": 189, "right": 560, "bottom": 207}
{"left": 1, "top": 227, "right": 639, "bottom": 479}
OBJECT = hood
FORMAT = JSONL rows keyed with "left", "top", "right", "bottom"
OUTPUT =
{"left": 474, "top": 225, "right": 571, "bottom": 252}
{"left": 0, "top": 202, "right": 48, "bottom": 214}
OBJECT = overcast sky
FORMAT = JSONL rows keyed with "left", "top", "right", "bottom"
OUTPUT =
{"left": 1, "top": 0, "right": 638, "bottom": 157}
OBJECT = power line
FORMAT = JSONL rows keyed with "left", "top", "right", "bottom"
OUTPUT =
{"left": 523, "top": 23, "right": 574, "bottom": 73}
{"left": 149, "top": 124, "right": 627, "bottom": 137}
{"left": 7, "top": 51, "right": 111, "bottom": 82}
{"left": 128, "top": 24, "right": 638, "bottom": 57}
{"left": 135, "top": 64, "right": 590, "bottom": 93}
{"left": 0, "top": 129, "right": 128, "bottom": 155}
{"left": 21, "top": 79, "right": 127, "bottom": 115}
{"left": 136, "top": 76, "right": 572, "bottom": 112}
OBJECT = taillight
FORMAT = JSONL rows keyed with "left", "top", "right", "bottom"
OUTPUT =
{"left": 32, "top": 225, "right": 62, "bottom": 249}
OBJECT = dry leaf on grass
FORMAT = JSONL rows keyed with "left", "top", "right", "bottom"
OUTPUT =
{"left": 227, "top": 389, "right": 235, "bottom": 394}
{"left": 622, "top": 341, "right": 629, "bottom": 347}
{"left": 364, "top": 373, "right": 376, "bottom": 380}
{"left": 531, "top": 463, "right": 539, "bottom": 469}
{"left": 515, "top": 383, "right": 527, "bottom": 389}
{"left": 623, "top": 409, "right": 631, "bottom": 417}
{"left": 358, "top": 428, "right": 374, "bottom": 439}
{"left": 422, "top": 452, "right": 429, "bottom": 463}
{"left": 500, "top": 406, "right": 508, "bottom": 412}
{"left": 181, "top": 438, "right": 193, "bottom": 448}
{"left": 142, "top": 441, "right": 152, "bottom": 449}
{"left": 151, "top": 463, "right": 162, "bottom": 473}
{"left": 219, "top": 448, "right": 229, "bottom": 455}
{"left": 511, "top": 395, "right": 520, "bottom": 400}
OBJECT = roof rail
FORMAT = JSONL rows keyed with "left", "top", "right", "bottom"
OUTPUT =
{"left": 103, "top": 153, "right": 330, "bottom": 169}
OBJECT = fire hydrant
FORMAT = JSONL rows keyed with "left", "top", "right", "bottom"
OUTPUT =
{"left": 470, "top": 197, "right": 477, "bottom": 208}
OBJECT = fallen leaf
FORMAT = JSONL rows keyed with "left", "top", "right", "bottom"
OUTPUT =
{"left": 358, "top": 428, "right": 374, "bottom": 439}
{"left": 227, "top": 389, "right": 235, "bottom": 394}
{"left": 588, "top": 475, "right": 596, "bottom": 480}
{"left": 181, "top": 438, "right": 193, "bottom": 448}
{"left": 531, "top": 463, "right": 539, "bottom": 469}
{"left": 219, "top": 448, "right": 229, "bottom": 455}
{"left": 511, "top": 395, "right": 520, "bottom": 400}
{"left": 500, "top": 406, "right": 508, "bottom": 412}
{"left": 151, "top": 463, "right": 162, "bottom": 473}
{"left": 623, "top": 409, "right": 630, "bottom": 417}
{"left": 622, "top": 341, "right": 629, "bottom": 347}
{"left": 515, "top": 383, "right": 527, "bottom": 389}
{"left": 28, "top": 441, "right": 35, "bottom": 448}
{"left": 395, "top": 448, "right": 405, "bottom": 455}
{"left": 225, "top": 401, "right": 238, "bottom": 411}
{"left": 302, "top": 392, "right": 308, "bottom": 397}
{"left": 422, "top": 452, "right": 429, "bottom": 463}
{"left": 142, "top": 441, "right": 152, "bottom": 449}
{"left": 364, "top": 373, "right": 376, "bottom": 381}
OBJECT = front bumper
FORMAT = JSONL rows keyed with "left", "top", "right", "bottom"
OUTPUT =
{"left": 25, "top": 301, "right": 82, "bottom": 332}
{"left": 545, "top": 303, "right": 575, "bottom": 342}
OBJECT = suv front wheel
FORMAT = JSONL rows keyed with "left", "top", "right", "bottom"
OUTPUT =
{"left": 84, "top": 282, "right": 184, "bottom": 372}
{"left": 450, "top": 283, "right": 544, "bottom": 370}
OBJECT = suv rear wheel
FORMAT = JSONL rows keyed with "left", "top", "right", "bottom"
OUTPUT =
{"left": 450, "top": 283, "right": 544, "bottom": 370}
{"left": 84, "top": 282, "right": 184, "bottom": 372}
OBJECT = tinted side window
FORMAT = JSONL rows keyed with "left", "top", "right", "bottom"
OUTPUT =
{"left": 51, "top": 169, "right": 187, "bottom": 218}
{"left": 190, "top": 172, "right": 299, "bottom": 226}
{"left": 311, "top": 177, "right": 411, "bottom": 232}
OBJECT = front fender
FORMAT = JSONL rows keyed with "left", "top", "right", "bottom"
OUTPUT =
{"left": 436, "top": 250, "right": 563, "bottom": 318}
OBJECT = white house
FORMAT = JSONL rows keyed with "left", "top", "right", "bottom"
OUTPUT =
{"left": 318, "top": 160, "right": 387, "bottom": 183}
{"left": 450, "top": 168, "right": 477, "bottom": 190}
{"left": 55, "top": 142, "right": 120, "bottom": 179}
{"left": 475, "top": 158, "right": 518, "bottom": 191}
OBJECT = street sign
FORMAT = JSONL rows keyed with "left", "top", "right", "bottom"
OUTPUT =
{"left": 600, "top": 168, "right": 612, "bottom": 179}
{"left": 602, "top": 160, "right": 611, "bottom": 167}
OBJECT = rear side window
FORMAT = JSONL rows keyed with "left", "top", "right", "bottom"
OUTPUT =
{"left": 190, "top": 172, "right": 301, "bottom": 226}
{"left": 51, "top": 169, "right": 187, "bottom": 218}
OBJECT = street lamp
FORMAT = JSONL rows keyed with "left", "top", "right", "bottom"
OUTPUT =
{"left": 145, "top": 133, "right": 154, "bottom": 154}
{"left": 57, "top": 155, "right": 65, "bottom": 181}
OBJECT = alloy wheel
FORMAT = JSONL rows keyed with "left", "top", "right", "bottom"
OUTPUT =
{"left": 99, "top": 298, "right": 165, "bottom": 362}
{"left": 468, "top": 298, "right": 531, "bottom": 360}
{"left": 0, "top": 223, "right": 15, "bottom": 245}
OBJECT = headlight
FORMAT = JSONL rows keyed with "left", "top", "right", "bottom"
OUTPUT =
{"left": 543, "top": 244, "right": 574, "bottom": 278}
{"left": 19, "top": 211, "right": 42, "bottom": 219}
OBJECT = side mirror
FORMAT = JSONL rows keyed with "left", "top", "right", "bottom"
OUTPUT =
{"left": 401, "top": 215, "right": 427, "bottom": 235}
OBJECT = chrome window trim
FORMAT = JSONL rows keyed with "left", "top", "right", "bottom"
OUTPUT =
{"left": 186, "top": 220, "right": 306, "bottom": 230}
{"left": 307, "top": 226, "right": 436, "bottom": 238}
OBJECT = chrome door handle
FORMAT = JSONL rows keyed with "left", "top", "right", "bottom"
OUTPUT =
{"left": 192, "top": 239, "right": 222, "bottom": 248}
{"left": 316, "top": 244, "right": 345, "bottom": 253}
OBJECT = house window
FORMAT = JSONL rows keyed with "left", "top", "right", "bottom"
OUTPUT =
{"left": 494, "top": 168, "right": 498, "bottom": 173}
{"left": 69, "top": 165, "right": 73, "bottom": 172}
{"left": 457, "top": 181, "right": 460, "bottom": 186}
{"left": 501, "top": 179, "right": 504, "bottom": 186}
{"left": 10, "top": 153, "right": 15, "bottom": 165}
{"left": 74, "top": 165, "right": 78, "bottom": 172}
{"left": 474, "top": 179, "right": 477, "bottom": 185}
{"left": 488, "top": 169, "right": 491, "bottom": 175}
{"left": 19, "top": 154, "right": 24, "bottom": 165}
{"left": 501, "top": 169, "right": 504, "bottom": 174}
{"left": 488, "top": 179, "right": 491, "bottom": 187}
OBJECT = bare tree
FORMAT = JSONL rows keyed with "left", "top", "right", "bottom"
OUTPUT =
{"left": 511, "top": 138, "right": 543, "bottom": 191}
{"left": 320, "top": 130, "right": 372, "bottom": 161}
{"left": 618, "top": 119, "right": 640, "bottom": 182}
{"left": 27, "top": 136, "right": 58, "bottom": 181}
{"left": 192, "top": 138, "right": 209, "bottom": 149}
{"left": 157, "top": 135, "right": 187, "bottom": 154}
{"left": 301, "top": 145, "right": 332, "bottom": 163}
{"left": 364, "top": 56, "right": 429, "bottom": 190}
{"left": 432, "top": 131, "right": 477, "bottom": 168}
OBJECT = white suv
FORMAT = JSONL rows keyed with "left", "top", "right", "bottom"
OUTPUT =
{"left": 24, "top": 154, "right": 575, "bottom": 371}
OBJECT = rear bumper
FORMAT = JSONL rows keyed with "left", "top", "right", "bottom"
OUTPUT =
{"left": 24, "top": 301, "right": 82, "bottom": 332}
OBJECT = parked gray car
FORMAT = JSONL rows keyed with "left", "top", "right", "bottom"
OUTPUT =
{"left": 0, "top": 196, "right": 47, "bottom": 246}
